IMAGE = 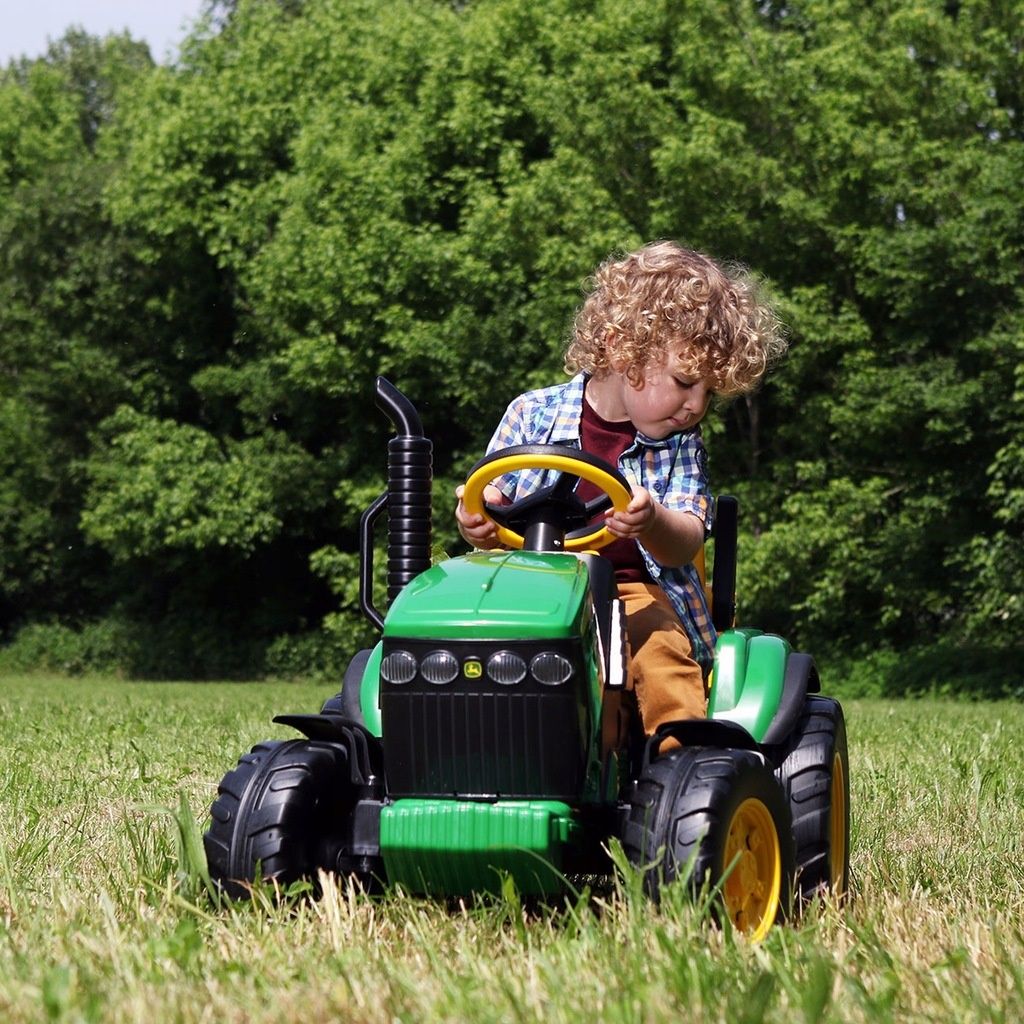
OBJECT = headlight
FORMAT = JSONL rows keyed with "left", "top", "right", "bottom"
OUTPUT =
{"left": 381, "top": 650, "right": 417, "bottom": 684}
{"left": 531, "top": 651, "right": 574, "bottom": 686}
{"left": 420, "top": 650, "right": 459, "bottom": 685}
{"left": 487, "top": 651, "right": 527, "bottom": 686}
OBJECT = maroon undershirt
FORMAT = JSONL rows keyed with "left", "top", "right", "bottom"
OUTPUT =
{"left": 577, "top": 395, "right": 652, "bottom": 584}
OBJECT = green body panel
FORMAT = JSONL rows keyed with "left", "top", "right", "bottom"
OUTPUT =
{"left": 709, "top": 629, "right": 791, "bottom": 742}
{"left": 382, "top": 551, "right": 590, "bottom": 640}
{"left": 360, "top": 642, "right": 383, "bottom": 737}
{"left": 366, "top": 552, "right": 606, "bottom": 794}
{"left": 707, "top": 628, "right": 759, "bottom": 714}
{"left": 380, "top": 799, "right": 579, "bottom": 896}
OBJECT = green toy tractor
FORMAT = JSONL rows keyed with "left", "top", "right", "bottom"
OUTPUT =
{"left": 204, "top": 378, "right": 850, "bottom": 938}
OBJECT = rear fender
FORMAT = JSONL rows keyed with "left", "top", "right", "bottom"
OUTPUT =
{"left": 710, "top": 631, "right": 814, "bottom": 744}
{"left": 761, "top": 652, "right": 820, "bottom": 745}
{"left": 269, "top": 714, "right": 384, "bottom": 789}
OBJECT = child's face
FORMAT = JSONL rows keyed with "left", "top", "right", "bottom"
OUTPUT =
{"left": 621, "top": 345, "right": 713, "bottom": 439}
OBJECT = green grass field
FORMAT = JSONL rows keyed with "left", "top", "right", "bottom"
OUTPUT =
{"left": 1, "top": 675, "right": 1022, "bottom": 1023}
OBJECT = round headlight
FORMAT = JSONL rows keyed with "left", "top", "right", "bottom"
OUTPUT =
{"left": 380, "top": 650, "right": 417, "bottom": 685}
{"left": 531, "top": 651, "right": 574, "bottom": 686}
{"left": 487, "top": 651, "right": 527, "bottom": 686}
{"left": 420, "top": 650, "right": 459, "bottom": 685}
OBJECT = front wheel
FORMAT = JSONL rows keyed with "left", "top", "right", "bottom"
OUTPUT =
{"left": 204, "top": 739, "right": 369, "bottom": 899}
{"left": 623, "top": 748, "right": 795, "bottom": 940}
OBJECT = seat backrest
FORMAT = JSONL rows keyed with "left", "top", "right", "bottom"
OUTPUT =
{"left": 695, "top": 495, "right": 738, "bottom": 634}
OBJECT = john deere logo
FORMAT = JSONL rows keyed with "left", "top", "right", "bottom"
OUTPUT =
{"left": 464, "top": 660, "right": 482, "bottom": 679}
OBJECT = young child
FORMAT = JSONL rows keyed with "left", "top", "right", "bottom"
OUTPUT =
{"left": 455, "top": 241, "right": 785, "bottom": 744}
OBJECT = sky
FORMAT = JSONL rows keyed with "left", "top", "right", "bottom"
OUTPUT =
{"left": 1, "top": 1, "right": 207, "bottom": 66}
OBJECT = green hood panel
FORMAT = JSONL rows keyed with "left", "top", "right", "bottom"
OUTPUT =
{"left": 383, "top": 551, "right": 590, "bottom": 640}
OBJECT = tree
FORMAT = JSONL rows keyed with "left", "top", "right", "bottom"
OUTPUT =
{"left": 4, "top": 0, "right": 1023, "bottom": 680}
{"left": 0, "top": 32, "right": 236, "bottom": 651}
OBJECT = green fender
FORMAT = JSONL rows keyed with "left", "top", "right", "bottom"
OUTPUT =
{"left": 708, "top": 629, "right": 791, "bottom": 743}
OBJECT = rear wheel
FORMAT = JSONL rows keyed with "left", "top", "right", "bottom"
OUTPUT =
{"left": 204, "top": 739, "right": 368, "bottom": 899}
{"left": 775, "top": 696, "right": 850, "bottom": 904}
{"left": 623, "top": 748, "right": 794, "bottom": 940}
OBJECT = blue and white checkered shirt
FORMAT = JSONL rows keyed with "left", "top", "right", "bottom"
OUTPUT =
{"left": 485, "top": 373, "right": 717, "bottom": 674}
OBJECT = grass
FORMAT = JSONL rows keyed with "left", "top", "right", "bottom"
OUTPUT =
{"left": 1, "top": 675, "right": 1023, "bottom": 1023}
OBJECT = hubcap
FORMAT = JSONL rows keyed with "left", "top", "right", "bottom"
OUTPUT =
{"left": 830, "top": 751, "right": 848, "bottom": 894}
{"left": 722, "top": 797, "right": 782, "bottom": 942}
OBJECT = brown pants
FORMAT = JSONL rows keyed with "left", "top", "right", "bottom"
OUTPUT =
{"left": 602, "top": 582, "right": 707, "bottom": 753}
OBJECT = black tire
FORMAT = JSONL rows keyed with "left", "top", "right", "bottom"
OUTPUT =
{"left": 320, "top": 648, "right": 371, "bottom": 726}
{"left": 623, "top": 748, "right": 795, "bottom": 938}
{"left": 775, "top": 696, "right": 850, "bottom": 905}
{"left": 204, "top": 738, "right": 356, "bottom": 899}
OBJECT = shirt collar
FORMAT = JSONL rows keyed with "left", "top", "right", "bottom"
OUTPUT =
{"left": 549, "top": 373, "right": 587, "bottom": 444}
{"left": 558, "top": 372, "right": 690, "bottom": 450}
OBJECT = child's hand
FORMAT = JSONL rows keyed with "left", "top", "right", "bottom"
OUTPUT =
{"left": 606, "top": 486, "right": 706, "bottom": 567}
{"left": 604, "top": 486, "right": 658, "bottom": 539}
{"left": 455, "top": 483, "right": 505, "bottom": 549}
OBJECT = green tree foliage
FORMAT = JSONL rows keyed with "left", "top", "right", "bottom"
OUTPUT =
{"left": 696, "top": 0, "right": 1024, "bottom": 654}
{"left": 82, "top": 407, "right": 322, "bottom": 558}
{"left": 0, "top": 32, "right": 155, "bottom": 626}
{"left": 0, "top": 31, "right": 242, "bottom": 665}
{"left": 962, "top": 337, "right": 1024, "bottom": 638}
{"left": 1, "top": 0, "right": 1021, "bottom": 680}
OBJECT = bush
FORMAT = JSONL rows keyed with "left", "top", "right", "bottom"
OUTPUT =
{"left": 263, "top": 628, "right": 356, "bottom": 682}
{"left": 0, "top": 619, "right": 133, "bottom": 676}
{"left": 820, "top": 643, "right": 1024, "bottom": 701}
{"left": 0, "top": 615, "right": 269, "bottom": 680}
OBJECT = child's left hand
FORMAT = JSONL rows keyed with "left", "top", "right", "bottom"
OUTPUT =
{"left": 603, "top": 486, "right": 657, "bottom": 539}
{"left": 604, "top": 486, "right": 705, "bottom": 568}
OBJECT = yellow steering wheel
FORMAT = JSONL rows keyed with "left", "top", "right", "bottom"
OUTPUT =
{"left": 462, "top": 444, "right": 633, "bottom": 552}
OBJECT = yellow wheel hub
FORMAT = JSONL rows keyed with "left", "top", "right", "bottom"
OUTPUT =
{"left": 830, "top": 751, "right": 848, "bottom": 894}
{"left": 721, "top": 797, "right": 782, "bottom": 942}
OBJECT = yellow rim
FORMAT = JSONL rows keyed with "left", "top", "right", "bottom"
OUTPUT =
{"left": 830, "top": 751, "right": 847, "bottom": 895}
{"left": 462, "top": 452, "right": 632, "bottom": 551}
{"left": 721, "top": 797, "right": 782, "bottom": 942}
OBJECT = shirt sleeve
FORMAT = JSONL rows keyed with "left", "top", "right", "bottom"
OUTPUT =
{"left": 485, "top": 394, "right": 531, "bottom": 500}
{"left": 659, "top": 431, "right": 715, "bottom": 535}
{"left": 486, "top": 396, "right": 528, "bottom": 455}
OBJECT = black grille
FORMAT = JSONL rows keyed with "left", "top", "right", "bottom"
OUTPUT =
{"left": 380, "top": 639, "right": 590, "bottom": 799}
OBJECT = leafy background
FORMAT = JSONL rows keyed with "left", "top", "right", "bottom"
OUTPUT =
{"left": 1, "top": 0, "right": 1021, "bottom": 686}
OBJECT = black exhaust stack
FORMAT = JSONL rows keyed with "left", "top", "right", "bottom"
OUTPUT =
{"left": 359, "top": 377, "right": 433, "bottom": 630}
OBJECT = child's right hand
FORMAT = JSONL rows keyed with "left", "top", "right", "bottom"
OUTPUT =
{"left": 455, "top": 483, "right": 505, "bottom": 549}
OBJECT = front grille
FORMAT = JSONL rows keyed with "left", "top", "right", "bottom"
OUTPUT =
{"left": 380, "top": 639, "right": 589, "bottom": 799}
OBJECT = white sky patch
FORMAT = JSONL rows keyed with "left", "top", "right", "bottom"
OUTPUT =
{"left": 1, "top": 0, "right": 206, "bottom": 66}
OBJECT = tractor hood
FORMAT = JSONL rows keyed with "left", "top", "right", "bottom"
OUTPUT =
{"left": 382, "top": 551, "right": 590, "bottom": 641}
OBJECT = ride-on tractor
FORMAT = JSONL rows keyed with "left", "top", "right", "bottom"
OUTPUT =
{"left": 204, "top": 378, "right": 849, "bottom": 938}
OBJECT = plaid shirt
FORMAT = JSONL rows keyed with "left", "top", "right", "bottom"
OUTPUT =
{"left": 486, "top": 373, "right": 717, "bottom": 674}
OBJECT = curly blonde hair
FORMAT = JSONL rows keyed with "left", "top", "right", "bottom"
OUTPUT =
{"left": 565, "top": 241, "right": 786, "bottom": 396}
